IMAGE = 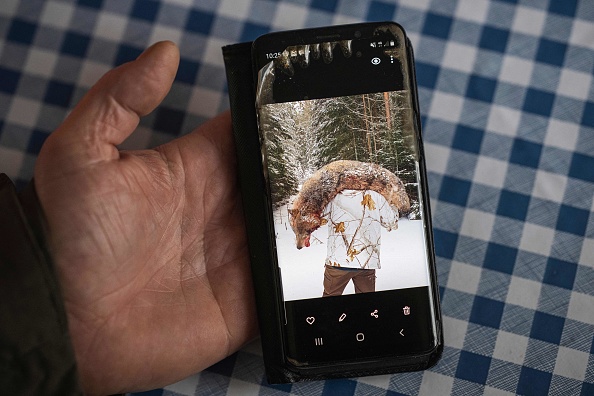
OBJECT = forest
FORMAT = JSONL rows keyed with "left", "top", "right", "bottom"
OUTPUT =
{"left": 258, "top": 90, "right": 422, "bottom": 219}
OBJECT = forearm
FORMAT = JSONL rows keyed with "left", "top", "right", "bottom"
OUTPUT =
{"left": 0, "top": 174, "right": 81, "bottom": 395}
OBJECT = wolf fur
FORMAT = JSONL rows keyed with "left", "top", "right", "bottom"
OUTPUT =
{"left": 289, "top": 160, "right": 410, "bottom": 249}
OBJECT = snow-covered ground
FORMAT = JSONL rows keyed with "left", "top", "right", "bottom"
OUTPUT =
{"left": 273, "top": 204, "right": 431, "bottom": 301}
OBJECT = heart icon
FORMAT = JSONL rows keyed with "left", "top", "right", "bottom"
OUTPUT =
{"left": 306, "top": 317, "right": 315, "bottom": 325}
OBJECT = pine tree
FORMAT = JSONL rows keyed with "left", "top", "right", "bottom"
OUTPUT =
{"left": 258, "top": 103, "right": 299, "bottom": 208}
{"left": 259, "top": 90, "right": 422, "bottom": 218}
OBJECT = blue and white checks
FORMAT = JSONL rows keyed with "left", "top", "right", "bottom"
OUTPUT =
{"left": 1, "top": 1, "right": 593, "bottom": 395}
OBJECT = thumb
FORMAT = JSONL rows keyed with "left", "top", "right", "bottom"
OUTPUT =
{"left": 43, "top": 41, "right": 180, "bottom": 167}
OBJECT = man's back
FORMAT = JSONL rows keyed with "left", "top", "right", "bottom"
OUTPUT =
{"left": 323, "top": 190, "right": 399, "bottom": 269}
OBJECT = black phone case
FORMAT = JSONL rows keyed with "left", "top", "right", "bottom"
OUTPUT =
{"left": 222, "top": 29, "right": 443, "bottom": 383}
{"left": 222, "top": 42, "right": 295, "bottom": 383}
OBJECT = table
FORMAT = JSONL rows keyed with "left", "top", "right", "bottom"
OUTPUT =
{"left": 1, "top": 1, "right": 592, "bottom": 395}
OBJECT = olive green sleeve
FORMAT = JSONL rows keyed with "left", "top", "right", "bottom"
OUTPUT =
{"left": 0, "top": 174, "right": 82, "bottom": 395}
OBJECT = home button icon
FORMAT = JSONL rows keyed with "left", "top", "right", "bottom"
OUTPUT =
{"left": 356, "top": 333, "right": 365, "bottom": 342}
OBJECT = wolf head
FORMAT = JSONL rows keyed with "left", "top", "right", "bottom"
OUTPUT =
{"left": 288, "top": 209, "right": 322, "bottom": 249}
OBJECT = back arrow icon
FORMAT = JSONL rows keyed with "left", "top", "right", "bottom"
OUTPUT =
{"left": 399, "top": 329, "right": 404, "bottom": 336}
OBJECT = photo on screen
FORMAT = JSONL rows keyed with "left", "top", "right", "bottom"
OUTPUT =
{"left": 258, "top": 91, "right": 431, "bottom": 301}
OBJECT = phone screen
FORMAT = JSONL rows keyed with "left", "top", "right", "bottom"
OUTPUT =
{"left": 253, "top": 23, "right": 440, "bottom": 367}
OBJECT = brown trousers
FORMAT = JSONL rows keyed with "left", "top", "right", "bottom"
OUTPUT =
{"left": 322, "top": 265, "right": 376, "bottom": 297}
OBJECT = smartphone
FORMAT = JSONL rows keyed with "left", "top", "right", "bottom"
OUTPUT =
{"left": 244, "top": 22, "right": 442, "bottom": 382}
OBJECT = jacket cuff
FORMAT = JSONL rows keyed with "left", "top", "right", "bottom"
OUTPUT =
{"left": 0, "top": 174, "right": 82, "bottom": 395}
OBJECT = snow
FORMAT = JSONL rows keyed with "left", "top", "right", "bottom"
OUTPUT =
{"left": 273, "top": 203, "right": 431, "bottom": 301}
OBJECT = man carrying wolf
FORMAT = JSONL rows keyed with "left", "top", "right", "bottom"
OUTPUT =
{"left": 288, "top": 160, "right": 410, "bottom": 296}
{"left": 322, "top": 189, "right": 399, "bottom": 296}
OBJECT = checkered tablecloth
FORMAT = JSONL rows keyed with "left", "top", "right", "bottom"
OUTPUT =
{"left": 1, "top": 1, "right": 593, "bottom": 395}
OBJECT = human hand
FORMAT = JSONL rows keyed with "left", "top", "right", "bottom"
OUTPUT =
{"left": 34, "top": 42, "right": 257, "bottom": 395}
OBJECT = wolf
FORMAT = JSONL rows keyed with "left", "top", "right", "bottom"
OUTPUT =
{"left": 288, "top": 160, "right": 410, "bottom": 249}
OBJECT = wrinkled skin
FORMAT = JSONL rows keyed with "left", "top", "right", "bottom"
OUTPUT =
{"left": 34, "top": 41, "right": 257, "bottom": 395}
